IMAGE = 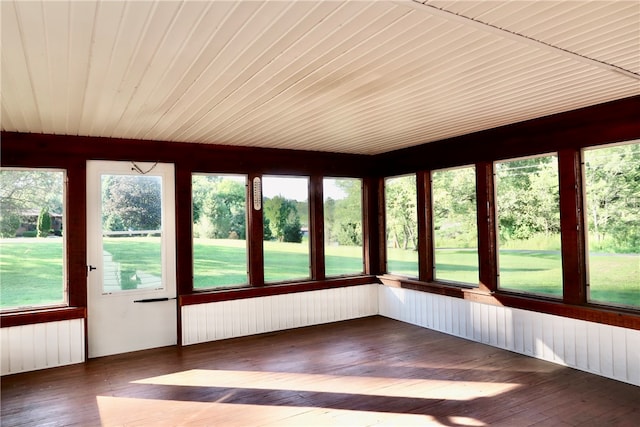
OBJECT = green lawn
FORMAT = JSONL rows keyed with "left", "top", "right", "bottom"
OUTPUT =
{"left": 1, "top": 238, "right": 638, "bottom": 308}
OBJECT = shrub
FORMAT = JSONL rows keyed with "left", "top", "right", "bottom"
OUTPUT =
{"left": 37, "top": 207, "right": 51, "bottom": 237}
{"left": 0, "top": 211, "right": 21, "bottom": 237}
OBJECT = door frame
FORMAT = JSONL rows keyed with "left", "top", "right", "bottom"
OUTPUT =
{"left": 86, "top": 160, "right": 177, "bottom": 358}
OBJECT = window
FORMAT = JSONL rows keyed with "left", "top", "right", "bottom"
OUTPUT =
{"left": 432, "top": 166, "right": 479, "bottom": 285}
{"left": 385, "top": 174, "right": 418, "bottom": 277}
{"left": 262, "top": 176, "right": 310, "bottom": 282}
{"left": 0, "top": 169, "right": 66, "bottom": 309}
{"left": 324, "top": 178, "right": 363, "bottom": 276}
{"left": 192, "top": 174, "right": 248, "bottom": 289}
{"left": 495, "top": 155, "right": 562, "bottom": 297}
{"left": 583, "top": 142, "right": 640, "bottom": 308}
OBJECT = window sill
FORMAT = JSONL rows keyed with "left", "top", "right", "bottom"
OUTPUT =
{"left": 180, "top": 275, "right": 377, "bottom": 306}
{"left": 378, "top": 274, "right": 640, "bottom": 331}
{"left": 1, "top": 306, "right": 86, "bottom": 328}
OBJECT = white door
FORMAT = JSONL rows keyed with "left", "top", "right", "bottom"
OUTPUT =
{"left": 86, "top": 160, "right": 177, "bottom": 358}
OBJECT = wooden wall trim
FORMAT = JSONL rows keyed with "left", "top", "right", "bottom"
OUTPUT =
{"left": 476, "top": 162, "right": 498, "bottom": 293}
{"left": 1, "top": 307, "right": 86, "bottom": 328}
{"left": 247, "top": 173, "right": 265, "bottom": 286}
{"left": 379, "top": 277, "right": 640, "bottom": 331}
{"left": 558, "top": 149, "right": 587, "bottom": 305}
{"left": 310, "top": 175, "right": 325, "bottom": 281}
{"left": 416, "top": 171, "right": 433, "bottom": 282}
{"left": 180, "top": 276, "right": 377, "bottom": 305}
{"left": 0, "top": 132, "right": 376, "bottom": 177}
{"left": 362, "top": 177, "right": 384, "bottom": 275}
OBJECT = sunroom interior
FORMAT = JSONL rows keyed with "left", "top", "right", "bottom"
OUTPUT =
{"left": 1, "top": 0, "right": 639, "bottom": 425}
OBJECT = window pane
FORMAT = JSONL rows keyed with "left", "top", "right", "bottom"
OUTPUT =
{"left": 324, "top": 178, "right": 363, "bottom": 276}
{"left": 263, "top": 176, "right": 310, "bottom": 282}
{"left": 192, "top": 174, "right": 248, "bottom": 289}
{"left": 101, "top": 174, "right": 163, "bottom": 292}
{"left": 0, "top": 169, "right": 66, "bottom": 309}
{"left": 584, "top": 142, "right": 640, "bottom": 308}
{"left": 495, "top": 155, "right": 562, "bottom": 297}
{"left": 385, "top": 174, "right": 418, "bottom": 277}
{"left": 432, "top": 166, "right": 479, "bottom": 285}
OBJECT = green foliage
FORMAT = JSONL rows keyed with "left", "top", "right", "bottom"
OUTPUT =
{"left": 102, "top": 175, "right": 162, "bottom": 231}
{"left": 385, "top": 175, "right": 417, "bottom": 250}
{"left": 37, "top": 207, "right": 51, "bottom": 237}
{"left": 496, "top": 156, "right": 560, "bottom": 243}
{"left": 0, "top": 170, "right": 63, "bottom": 216}
{"left": 432, "top": 167, "right": 477, "bottom": 248}
{"left": 263, "top": 195, "right": 302, "bottom": 242}
{"left": 584, "top": 143, "right": 640, "bottom": 253}
{"left": 263, "top": 217, "right": 273, "bottom": 240}
{"left": 192, "top": 176, "right": 246, "bottom": 239}
{"left": 0, "top": 170, "right": 63, "bottom": 238}
{"left": 0, "top": 210, "right": 21, "bottom": 237}
{"left": 324, "top": 179, "right": 363, "bottom": 247}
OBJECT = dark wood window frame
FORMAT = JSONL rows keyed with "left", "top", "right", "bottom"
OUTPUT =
{"left": 2, "top": 95, "right": 639, "bottom": 331}
{"left": 1, "top": 134, "right": 376, "bottom": 327}
{"left": 376, "top": 96, "right": 640, "bottom": 330}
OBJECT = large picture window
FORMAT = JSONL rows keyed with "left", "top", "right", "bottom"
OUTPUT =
{"left": 0, "top": 169, "right": 66, "bottom": 309}
{"left": 432, "top": 166, "right": 479, "bottom": 285}
{"left": 495, "top": 154, "right": 562, "bottom": 297}
{"left": 583, "top": 142, "right": 640, "bottom": 308}
{"left": 385, "top": 174, "right": 418, "bottom": 277}
{"left": 192, "top": 174, "right": 248, "bottom": 289}
{"left": 324, "top": 178, "right": 363, "bottom": 276}
{"left": 262, "top": 176, "right": 310, "bottom": 282}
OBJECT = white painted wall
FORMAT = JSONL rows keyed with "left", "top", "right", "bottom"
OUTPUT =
{"left": 182, "top": 284, "right": 380, "bottom": 345}
{"left": 2, "top": 283, "right": 638, "bottom": 387}
{"left": 378, "top": 285, "right": 640, "bottom": 387}
{"left": 0, "top": 319, "right": 85, "bottom": 376}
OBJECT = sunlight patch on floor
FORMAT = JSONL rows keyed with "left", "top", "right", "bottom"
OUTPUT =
{"left": 133, "top": 369, "right": 520, "bottom": 401}
{"left": 96, "top": 396, "right": 487, "bottom": 426}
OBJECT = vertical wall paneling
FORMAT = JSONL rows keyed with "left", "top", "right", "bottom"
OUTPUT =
{"left": 0, "top": 319, "right": 85, "bottom": 376}
{"left": 181, "top": 284, "right": 379, "bottom": 346}
{"left": 378, "top": 285, "right": 640, "bottom": 386}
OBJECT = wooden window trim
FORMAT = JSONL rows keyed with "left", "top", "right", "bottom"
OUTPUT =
{"left": 378, "top": 275, "right": 640, "bottom": 331}
{"left": 1, "top": 307, "right": 86, "bottom": 328}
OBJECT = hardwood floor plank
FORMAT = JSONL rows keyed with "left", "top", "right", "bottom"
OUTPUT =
{"left": 2, "top": 316, "right": 639, "bottom": 426}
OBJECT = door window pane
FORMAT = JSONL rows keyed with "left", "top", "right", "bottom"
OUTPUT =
{"left": 584, "top": 142, "right": 640, "bottom": 308}
{"left": 192, "top": 174, "right": 248, "bottom": 289}
{"left": 0, "top": 169, "right": 66, "bottom": 309}
{"left": 495, "top": 155, "right": 562, "bottom": 297}
{"left": 324, "top": 178, "right": 363, "bottom": 276}
{"left": 101, "top": 175, "right": 163, "bottom": 292}
{"left": 263, "top": 176, "right": 310, "bottom": 282}
{"left": 385, "top": 174, "right": 418, "bottom": 277}
{"left": 432, "top": 166, "right": 479, "bottom": 285}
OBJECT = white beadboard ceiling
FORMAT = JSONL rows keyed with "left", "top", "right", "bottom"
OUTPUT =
{"left": 1, "top": 0, "right": 639, "bottom": 155}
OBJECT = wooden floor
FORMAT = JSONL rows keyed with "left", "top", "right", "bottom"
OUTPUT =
{"left": 2, "top": 316, "right": 639, "bottom": 426}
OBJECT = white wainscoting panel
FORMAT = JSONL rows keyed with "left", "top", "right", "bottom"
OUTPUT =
{"left": 0, "top": 319, "right": 85, "bottom": 376}
{"left": 378, "top": 285, "right": 640, "bottom": 387}
{"left": 182, "top": 284, "right": 379, "bottom": 345}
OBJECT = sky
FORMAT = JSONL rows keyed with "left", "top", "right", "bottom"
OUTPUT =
{"left": 262, "top": 176, "right": 347, "bottom": 202}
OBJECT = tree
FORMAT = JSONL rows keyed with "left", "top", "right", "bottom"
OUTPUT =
{"left": 102, "top": 175, "right": 162, "bottom": 231}
{"left": 385, "top": 175, "right": 417, "bottom": 250}
{"left": 0, "top": 211, "right": 21, "bottom": 238}
{"left": 0, "top": 170, "right": 63, "bottom": 237}
{"left": 495, "top": 157, "right": 559, "bottom": 242}
{"left": 432, "top": 167, "right": 477, "bottom": 248}
{"left": 37, "top": 207, "right": 51, "bottom": 237}
{"left": 332, "top": 179, "right": 363, "bottom": 246}
{"left": 584, "top": 143, "right": 640, "bottom": 252}
{"left": 263, "top": 195, "right": 302, "bottom": 242}
{"left": 192, "top": 176, "right": 247, "bottom": 239}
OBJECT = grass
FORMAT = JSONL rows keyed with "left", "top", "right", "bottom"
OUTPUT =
{"left": 1, "top": 238, "right": 638, "bottom": 308}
